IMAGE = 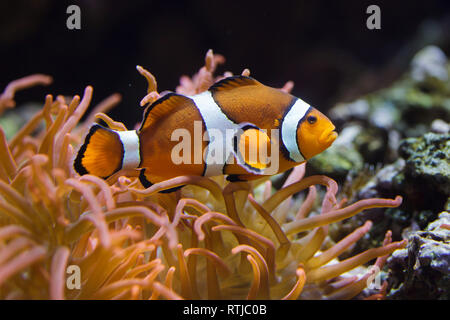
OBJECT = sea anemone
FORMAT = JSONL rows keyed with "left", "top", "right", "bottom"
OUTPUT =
{"left": 0, "top": 50, "right": 406, "bottom": 300}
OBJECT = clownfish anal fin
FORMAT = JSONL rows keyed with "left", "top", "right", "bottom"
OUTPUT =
{"left": 227, "top": 174, "right": 264, "bottom": 182}
{"left": 226, "top": 174, "right": 246, "bottom": 182}
{"left": 209, "top": 75, "right": 261, "bottom": 93}
{"left": 138, "top": 168, "right": 153, "bottom": 188}
{"left": 232, "top": 124, "right": 272, "bottom": 175}
{"left": 160, "top": 185, "right": 184, "bottom": 193}
{"left": 139, "top": 93, "right": 193, "bottom": 132}
{"left": 138, "top": 168, "right": 184, "bottom": 193}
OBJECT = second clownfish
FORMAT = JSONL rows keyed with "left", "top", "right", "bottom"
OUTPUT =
{"left": 74, "top": 76, "right": 338, "bottom": 191}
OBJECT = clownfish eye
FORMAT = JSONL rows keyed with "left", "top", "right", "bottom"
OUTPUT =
{"left": 307, "top": 115, "right": 317, "bottom": 124}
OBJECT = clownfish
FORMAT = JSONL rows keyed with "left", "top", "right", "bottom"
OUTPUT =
{"left": 74, "top": 76, "right": 337, "bottom": 191}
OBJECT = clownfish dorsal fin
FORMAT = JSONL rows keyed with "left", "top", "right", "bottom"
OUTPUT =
{"left": 209, "top": 75, "right": 261, "bottom": 93}
{"left": 139, "top": 93, "right": 191, "bottom": 132}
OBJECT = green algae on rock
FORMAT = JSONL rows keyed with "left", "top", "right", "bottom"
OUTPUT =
{"left": 332, "top": 45, "right": 450, "bottom": 131}
{"left": 399, "top": 132, "right": 450, "bottom": 195}
{"left": 308, "top": 46, "right": 449, "bottom": 191}
{"left": 329, "top": 130, "right": 449, "bottom": 260}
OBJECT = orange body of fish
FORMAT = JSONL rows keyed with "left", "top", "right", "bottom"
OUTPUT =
{"left": 74, "top": 76, "right": 338, "bottom": 192}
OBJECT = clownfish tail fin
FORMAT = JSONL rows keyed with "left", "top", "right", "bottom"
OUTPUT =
{"left": 74, "top": 124, "right": 127, "bottom": 179}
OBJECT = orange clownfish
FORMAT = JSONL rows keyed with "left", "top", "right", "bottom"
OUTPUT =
{"left": 74, "top": 76, "right": 337, "bottom": 192}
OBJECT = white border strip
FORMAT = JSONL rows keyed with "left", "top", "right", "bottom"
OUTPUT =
{"left": 281, "top": 98, "right": 310, "bottom": 162}
{"left": 117, "top": 130, "right": 141, "bottom": 169}
{"left": 190, "top": 91, "right": 236, "bottom": 176}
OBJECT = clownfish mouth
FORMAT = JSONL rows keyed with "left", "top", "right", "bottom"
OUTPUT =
{"left": 319, "top": 129, "right": 338, "bottom": 146}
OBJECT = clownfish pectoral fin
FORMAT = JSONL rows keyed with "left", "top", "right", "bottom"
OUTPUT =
{"left": 139, "top": 93, "right": 193, "bottom": 132}
{"left": 138, "top": 168, "right": 184, "bottom": 193}
{"left": 74, "top": 124, "right": 124, "bottom": 179}
{"left": 232, "top": 123, "right": 272, "bottom": 175}
{"left": 208, "top": 75, "right": 261, "bottom": 93}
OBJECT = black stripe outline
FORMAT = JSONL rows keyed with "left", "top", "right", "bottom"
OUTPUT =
{"left": 279, "top": 97, "right": 298, "bottom": 162}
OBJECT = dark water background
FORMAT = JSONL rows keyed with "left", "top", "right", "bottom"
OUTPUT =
{"left": 1, "top": 0, "right": 449, "bottom": 127}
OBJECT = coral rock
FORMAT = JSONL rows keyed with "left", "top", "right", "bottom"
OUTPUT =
{"left": 411, "top": 45, "right": 449, "bottom": 83}
{"left": 387, "top": 211, "right": 450, "bottom": 299}
{"left": 399, "top": 132, "right": 450, "bottom": 195}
